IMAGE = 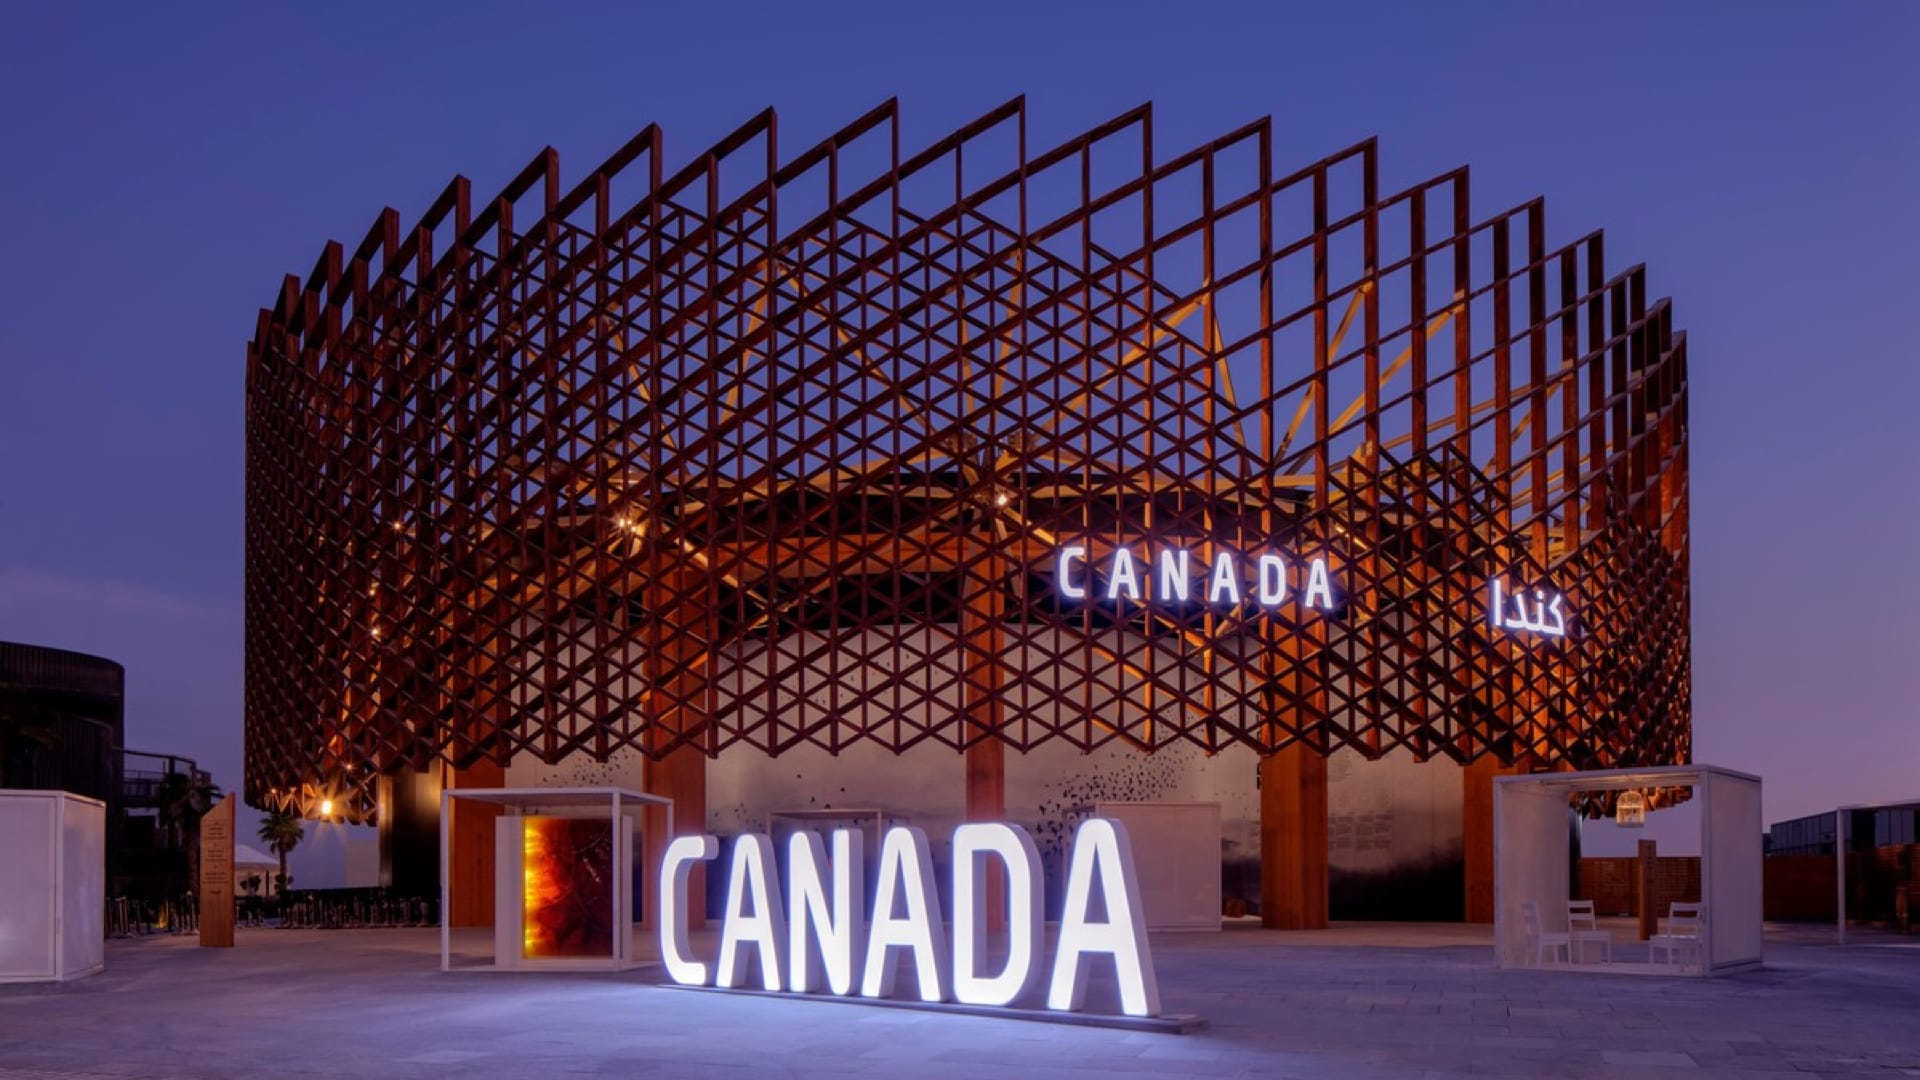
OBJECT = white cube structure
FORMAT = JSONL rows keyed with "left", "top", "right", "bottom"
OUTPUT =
{"left": 0, "top": 789, "right": 106, "bottom": 983}
{"left": 1493, "top": 765, "right": 1762, "bottom": 976}
{"left": 1095, "top": 801, "right": 1223, "bottom": 930}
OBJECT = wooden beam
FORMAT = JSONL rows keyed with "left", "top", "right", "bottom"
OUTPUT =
{"left": 446, "top": 759, "right": 504, "bottom": 928}
{"left": 962, "top": 557, "right": 1008, "bottom": 929}
{"left": 1463, "top": 754, "right": 1521, "bottom": 924}
{"left": 643, "top": 568, "right": 712, "bottom": 930}
{"left": 1259, "top": 743, "right": 1328, "bottom": 929}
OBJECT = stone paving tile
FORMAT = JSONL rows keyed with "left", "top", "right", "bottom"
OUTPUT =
{"left": 1, "top": 923, "right": 1917, "bottom": 1079}
{"left": 1597, "top": 1045, "right": 1704, "bottom": 1060}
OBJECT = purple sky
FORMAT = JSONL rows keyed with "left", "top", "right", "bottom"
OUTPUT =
{"left": 2, "top": 4, "right": 1914, "bottom": 879}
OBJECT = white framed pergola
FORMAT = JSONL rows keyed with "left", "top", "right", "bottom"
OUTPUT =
{"left": 1834, "top": 798, "right": 1920, "bottom": 944}
{"left": 1494, "top": 764, "right": 1763, "bottom": 976}
{"left": 439, "top": 786, "right": 671, "bottom": 973}
{"left": 767, "top": 807, "right": 888, "bottom": 857}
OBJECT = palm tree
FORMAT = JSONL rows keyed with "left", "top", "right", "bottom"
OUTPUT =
{"left": 156, "top": 770, "right": 222, "bottom": 889}
{"left": 257, "top": 810, "right": 305, "bottom": 899}
{"left": 155, "top": 771, "right": 221, "bottom": 848}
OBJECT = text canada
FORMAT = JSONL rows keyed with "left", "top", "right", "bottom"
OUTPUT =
{"left": 658, "top": 817, "right": 1162, "bottom": 1017}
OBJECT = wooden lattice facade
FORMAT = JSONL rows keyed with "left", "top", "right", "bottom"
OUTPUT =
{"left": 245, "top": 101, "right": 1689, "bottom": 822}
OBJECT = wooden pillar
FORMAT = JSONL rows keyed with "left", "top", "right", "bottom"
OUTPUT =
{"left": 966, "top": 741, "right": 1005, "bottom": 825}
{"left": 643, "top": 747, "right": 706, "bottom": 930}
{"left": 1462, "top": 754, "right": 1514, "bottom": 924}
{"left": 1258, "top": 562, "right": 1329, "bottom": 930}
{"left": 447, "top": 601, "right": 510, "bottom": 929}
{"left": 644, "top": 569, "right": 712, "bottom": 930}
{"left": 962, "top": 557, "right": 1007, "bottom": 928}
{"left": 1636, "top": 838, "right": 1658, "bottom": 940}
{"left": 1259, "top": 744, "right": 1329, "bottom": 929}
{"left": 446, "top": 759, "right": 503, "bottom": 928}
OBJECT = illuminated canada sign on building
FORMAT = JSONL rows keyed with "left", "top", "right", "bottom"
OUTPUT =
{"left": 1054, "top": 545, "right": 1573, "bottom": 641}
{"left": 658, "top": 817, "right": 1162, "bottom": 1018}
{"left": 1055, "top": 544, "right": 1337, "bottom": 611}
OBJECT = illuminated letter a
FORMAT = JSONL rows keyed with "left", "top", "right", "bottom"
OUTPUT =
{"left": 1047, "top": 818, "right": 1161, "bottom": 1017}
{"left": 715, "top": 834, "right": 787, "bottom": 991}
{"left": 861, "top": 826, "right": 948, "bottom": 1002}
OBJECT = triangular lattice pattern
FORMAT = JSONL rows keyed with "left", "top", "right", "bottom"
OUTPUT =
{"left": 245, "top": 102, "right": 1690, "bottom": 821}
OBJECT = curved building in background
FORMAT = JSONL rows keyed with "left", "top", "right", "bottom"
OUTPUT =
{"left": 0, "top": 641, "right": 124, "bottom": 803}
{"left": 245, "top": 101, "right": 1689, "bottom": 922}
{"left": 1, "top": 641, "right": 214, "bottom": 900}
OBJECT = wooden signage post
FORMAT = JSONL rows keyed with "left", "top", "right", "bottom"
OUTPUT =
{"left": 199, "top": 794, "right": 236, "bottom": 947}
{"left": 1635, "top": 838, "right": 1657, "bottom": 942}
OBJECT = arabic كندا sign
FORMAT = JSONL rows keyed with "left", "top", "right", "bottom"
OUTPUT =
{"left": 658, "top": 817, "right": 1162, "bottom": 1018}
{"left": 1487, "top": 578, "right": 1570, "bottom": 638}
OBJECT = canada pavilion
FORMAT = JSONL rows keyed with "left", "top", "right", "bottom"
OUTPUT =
{"left": 245, "top": 100, "right": 1689, "bottom": 928}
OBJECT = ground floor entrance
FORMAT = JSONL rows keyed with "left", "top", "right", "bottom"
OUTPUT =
{"left": 382, "top": 742, "right": 1543, "bottom": 934}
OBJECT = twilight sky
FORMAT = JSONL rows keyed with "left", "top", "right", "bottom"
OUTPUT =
{"left": 1, "top": 3, "right": 1914, "bottom": 879}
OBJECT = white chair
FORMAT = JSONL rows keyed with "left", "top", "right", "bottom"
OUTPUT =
{"left": 1650, "top": 901, "right": 1705, "bottom": 970}
{"left": 1522, "top": 900, "right": 1572, "bottom": 967}
{"left": 1566, "top": 900, "right": 1613, "bottom": 964}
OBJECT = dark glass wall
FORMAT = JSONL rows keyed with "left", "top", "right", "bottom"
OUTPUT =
{"left": 1767, "top": 807, "right": 1920, "bottom": 856}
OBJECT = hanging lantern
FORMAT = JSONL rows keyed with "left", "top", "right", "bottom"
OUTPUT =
{"left": 1616, "top": 790, "right": 1647, "bottom": 827}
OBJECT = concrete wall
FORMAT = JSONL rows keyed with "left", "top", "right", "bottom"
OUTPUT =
{"left": 504, "top": 622, "right": 1471, "bottom": 921}
{"left": 507, "top": 735, "right": 1475, "bottom": 922}
{"left": 1328, "top": 749, "right": 1463, "bottom": 921}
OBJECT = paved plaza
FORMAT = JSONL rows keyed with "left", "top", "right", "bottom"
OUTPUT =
{"left": 2, "top": 923, "right": 1917, "bottom": 1079}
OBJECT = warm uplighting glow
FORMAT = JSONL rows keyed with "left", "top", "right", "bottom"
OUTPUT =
{"left": 523, "top": 821, "right": 549, "bottom": 957}
{"left": 522, "top": 817, "right": 617, "bottom": 959}
{"left": 319, "top": 799, "right": 333, "bottom": 817}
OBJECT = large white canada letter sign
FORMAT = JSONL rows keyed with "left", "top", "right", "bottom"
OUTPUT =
{"left": 658, "top": 816, "right": 1163, "bottom": 1018}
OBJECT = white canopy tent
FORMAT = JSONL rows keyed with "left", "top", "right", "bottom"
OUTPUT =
{"left": 1494, "top": 764, "right": 1762, "bottom": 976}
{"left": 233, "top": 843, "right": 280, "bottom": 895}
